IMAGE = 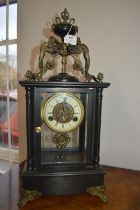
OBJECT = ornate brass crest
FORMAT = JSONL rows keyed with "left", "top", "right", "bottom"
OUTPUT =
{"left": 25, "top": 8, "right": 103, "bottom": 82}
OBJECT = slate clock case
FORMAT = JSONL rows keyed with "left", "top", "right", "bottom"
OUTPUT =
{"left": 19, "top": 81, "right": 110, "bottom": 195}
{"left": 19, "top": 9, "right": 110, "bottom": 205}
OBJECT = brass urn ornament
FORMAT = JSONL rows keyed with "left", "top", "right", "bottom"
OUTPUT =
{"left": 25, "top": 8, "right": 99, "bottom": 83}
{"left": 19, "top": 8, "right": 110, "bottom": 207}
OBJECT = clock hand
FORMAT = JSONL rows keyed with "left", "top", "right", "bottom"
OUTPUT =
{"left": 63, "top": 102, "right": 66, "bottom": 113}
{"left": 62, "top": 104, "right": 66, "bottom": 121}
{"left": 63, "top": 97, "right": 67, "bottom": 103}
{"left": 56, "top": 104, "right": 65, "bottom": 122}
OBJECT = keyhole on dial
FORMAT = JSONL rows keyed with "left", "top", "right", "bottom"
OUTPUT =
{"left": 73, "top": 116, "right": 78, "bottom": 122}
{"left": 48, "top": 116, "right": 54, "bottom": 121}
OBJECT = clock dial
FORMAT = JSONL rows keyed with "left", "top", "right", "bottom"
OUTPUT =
{"left": 41, "top": 93, "right": 84, "bottom": 133}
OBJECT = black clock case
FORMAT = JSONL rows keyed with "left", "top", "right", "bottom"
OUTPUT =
{"left": 19, "top": 81, "right": 110, "bottom": 195}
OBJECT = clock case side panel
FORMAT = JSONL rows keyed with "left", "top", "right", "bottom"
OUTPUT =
{"left": 24, "top": 86, "right": 36, "bottom": 171}
{"left": 93, "top": 87, "right": 104, "bottom": 168}
{"left": 33, "top": 87, "right": 42, "bottom": 170}
{"left": 85, "top": 88, "right": 96, "bottom": 165}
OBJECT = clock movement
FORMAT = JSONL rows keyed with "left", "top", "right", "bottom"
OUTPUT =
{"left": 19, "top": 8, "right": 110, "bottom": 206}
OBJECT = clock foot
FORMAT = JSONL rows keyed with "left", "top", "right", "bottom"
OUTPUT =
{"left": 18, "top": 189, "right": 42, "bottom": 207}
{"left": 86, "top": 185, "right": 108, "bottom": 203}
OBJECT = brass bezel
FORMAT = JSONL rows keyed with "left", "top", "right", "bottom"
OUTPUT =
{"left": 41, "top": 92, "right": 84, "bottom": 133}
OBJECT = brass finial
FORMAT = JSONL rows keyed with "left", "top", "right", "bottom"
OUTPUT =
{"left": 97, "top": 72, "right": 104, "bottom": 82}
{"left": 55, "top": 8, "right": 75, "bottom": 25}
{"left": 61, "top": 8, "right": 70, "bottom": 23}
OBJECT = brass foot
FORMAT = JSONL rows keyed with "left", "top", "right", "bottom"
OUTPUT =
{"left": 86, "top": 185, "right": 108, "bottom": 202}
{"left": 18, "top": 189, "right": 42, "bottom": 207}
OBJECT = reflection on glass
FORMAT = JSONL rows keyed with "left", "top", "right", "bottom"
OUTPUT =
{"left": 0, "top": 45, "right": 18, "bottom": 149}
{"left": 9, "top": 44, "right": 17, "bottom": 90}
{"left": 0, "top": 46, "right": 6, "bottom": 89}
{"left": 0, "top": 46, "right": 7, "bottom": 148}
{"left": 0, "top": 93, "right": 18, "bottom": 149}
{"left": 9, "top": 3, "right": 17, "bottom": 39}
{"left": 8, "top": 44, "right": 18, "bottom": 149}
{"left": 0, "top": 6, "right": 6, "bottom": 40}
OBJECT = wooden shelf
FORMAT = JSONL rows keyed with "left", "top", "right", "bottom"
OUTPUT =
{"left": 0, "top": 163, "right": 140, "bottom": 210}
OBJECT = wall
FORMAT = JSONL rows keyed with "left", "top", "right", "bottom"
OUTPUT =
{"left": 18, "top": 0, "right": 140, "bottom": 170}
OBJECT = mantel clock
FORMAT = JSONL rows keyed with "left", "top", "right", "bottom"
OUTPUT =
{"left": 19, "top": 8, "right": 110, "bottom": 206}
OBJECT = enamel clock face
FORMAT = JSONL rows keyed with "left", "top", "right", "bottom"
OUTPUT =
{"left": 41, "top": 93, "right": 84, "bottom": 133}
